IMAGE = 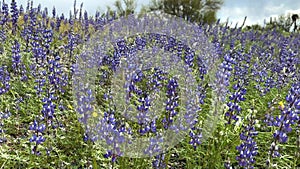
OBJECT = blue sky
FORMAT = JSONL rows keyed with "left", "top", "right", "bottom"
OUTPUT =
{"left": 14, "top": 0, "right": 300, "bottom": 26}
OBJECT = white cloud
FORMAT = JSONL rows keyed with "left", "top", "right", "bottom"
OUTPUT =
{"left": 285, "top": 8, "right": 300, "bottom": 15}
{"left": 217, "top": 0, "right": 300, "bottom": 27}
{"left": 265, "top": 4, "right": 285, "bottom": 13}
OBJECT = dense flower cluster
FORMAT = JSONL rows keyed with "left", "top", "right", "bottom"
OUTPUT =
{"left": 267, "top": 81, "right": 300, "bottom": 161}
{"left": 71, "top": 14, "right": 225, "bottom": 164}
{"left": 0, "top": 0, "right": 299, "bottom": 168}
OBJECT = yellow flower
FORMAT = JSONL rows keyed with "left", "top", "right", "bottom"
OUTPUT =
{"left": 92, "top": 112, "right": 98, "bottom": 118}
{"left": 67, "top": 104, "right": 73, "bottom": 110}
{"left": 278, "top": 101, "right": 285, "bottom": 109}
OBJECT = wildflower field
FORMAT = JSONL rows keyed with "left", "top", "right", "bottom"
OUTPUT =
{"left": 0, "top": 1, "right": 300, "bottom": 169}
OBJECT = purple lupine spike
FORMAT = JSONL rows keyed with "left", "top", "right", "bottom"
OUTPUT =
{"left": 0, "top": 1, "right": 9, "bottom": 26}
{"left": 19, "top": 4, "right": 23, "bottom": 14}
{"left": 84, "top": 10, "right": 89, "bottom": 31}
{"left": 55, "top": 16, "right": 61, "bottom": 31}
{"left": 236, "top": 115, "right": 258, "bottom": 168}
{"left": 36, "top": 4, "right": 41, "bottom": 14}
{"left": 0, "top": 109, "right": 11, "bottom": 144}
{"left": 29, "top": 7, "right": 37, "bottom": 27}
{"left": 267, "top": 82, "right": 300, "bottom": 166}
{"left": 52, "top": 6, "right": 55, "bottom": 18}
{"left": 152, "top": 154, "right": 166, "bottom": 169}
{"left": 73, "top": 0, "right": 77, "bottom": 20}
{"left": 69, "top": 10, "right": 73, "bottom": 26}
{"left": 79, "top": 2, "right": 83, "bottom": 21}
{"left": 10, "top": 40, "right": 28, "bottom": 82}
{"left": 0, "top": 66, "right": 10, "bottom": 95}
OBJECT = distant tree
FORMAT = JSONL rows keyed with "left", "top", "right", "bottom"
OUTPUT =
{"left": 246, "top": 24, "right": 263, "bottom": 31}
{"left": 144, "top": 0, "right": 223, "bottom": 24}
{"left": 263, "top": 13, "right": 300, "bottom": 32}
{"left": 202, "top": 10, "right": 217, "bottom": 24}
{"left": 291, "top": 14, "right": 299, "bottom": 32}
{"left": 113, "top": 0, "right": 137, "bottom": 17}
{"left": 265, "top": 14, "right": 292, "bottom": 32}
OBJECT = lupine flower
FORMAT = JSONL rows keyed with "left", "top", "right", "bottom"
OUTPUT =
{"left": 163, "top": 78, "right": 179, "bottom": 129}
{"left": 42, "top": 29, "right": 53, "bottom": 52}
{"left": 79, "top": 2, "right": 83, "bottom": 21}
{"left": 44, "top": 7, "right": 48, "bottom": 16}
{"left": 66, "top": 31, "right": 79, "bottom": 58}
{"left": 37, "top": 4, "right": 41, "bottom": 14}
{"left": 0, "top": 29, "right": 6, "bottom": 43}
{"left": 0, "top": 109, "right": 11, "bottom": 144}
{"left": 55, "top": 16, "right": 61, "bottom": 31}
{"left": 14, "top": 97, "right": 24, "bottom": 111}
{"left": 34, "top": 72, "right": 46, "bottom": 96}
{"left": 225, "top": 81, "right": 247, "bottom": 124}
{"left": 11, "top": 40, "right": 21, "bottom": 72}
{"left": 189, "top": 127, "right": 202, "bottom": 150}
{"left": 31, "top": 32, "right": 45, "bottom": 65}
{"left": 273, "top": 82, "right": 299, "bottom": 143}
{"left": 152, "top": 154, "right": 166, "bottom": 169}
{"left": 21, "top": 24, "right": 32, "bottom": 51}
{"left": 215, "top": 52, "right": 235, "bottom": 123}
{"left": 41, "top": 95, "right": 56, "bottom": 120}
{"left": 224, "top": 163, "right": 232, "bottom": 169}
{"left": 73, "top": 14, "right": 227, "bottom": 165}
{"left": 103, "top": 150, "right": 118, "bottom": 163}
{"left": 267, "top": 82, "right": 300, "bottom": 164}
{"left": 84, "top": 10, "right": 89, "bottom": 32}
{"left": 73, "top": 0, "right": 77, "bottom": 20}
{"left": 48, "top": 55, "right": 68, "bottom": 94}
{"left": 50, "top": 20, "right": 55, "bottom": 30}
{"left": 236, "top": 115, "right": 258, "bottom": 169}
{"left": 275, "top": 39, "right": 298, "bottom": 88}
{"left": 10, "top": 0, "right": 19, "bottom": 31}
{"left": 25, "top": 0, "right": 30, "bottom": 12}
{"left": 29, "top": 120, "right": 46, "bottom": 155}
{"left": 19, "top": 4, "right": 23, "bottom": 14}
{"left": 29, "top": 6, "right": 37, "bottom": 28}
{"left": 0, "top": 66, "right": 10, "bottom": 95}
{"left": 0, "top": 1, "right": 9, "bottom": 26}
{"left": 42, "top": 9, "right": 47, "bottom": 20}
{"left": 52, "top": 6, "right": 55, "bottom": 18}
{"left": 75, "top": 88, "right": 95, "bottom": 124}
{"left": 69, "top": 11, "right": 73, "bottom": 26}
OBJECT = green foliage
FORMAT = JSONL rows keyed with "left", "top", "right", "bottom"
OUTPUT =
{"left": 145, "top": 0, "right": 223, "bottom": 24}
{"left": 265, "top": 13, "right": 300, "bottom": 33}
{"left": 105, "top": 0, "right": 137, "bottom": 18}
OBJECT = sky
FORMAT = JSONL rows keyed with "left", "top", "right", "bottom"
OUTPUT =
{"left": 14, "top": 0, "right": 300, "bottom": 27}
